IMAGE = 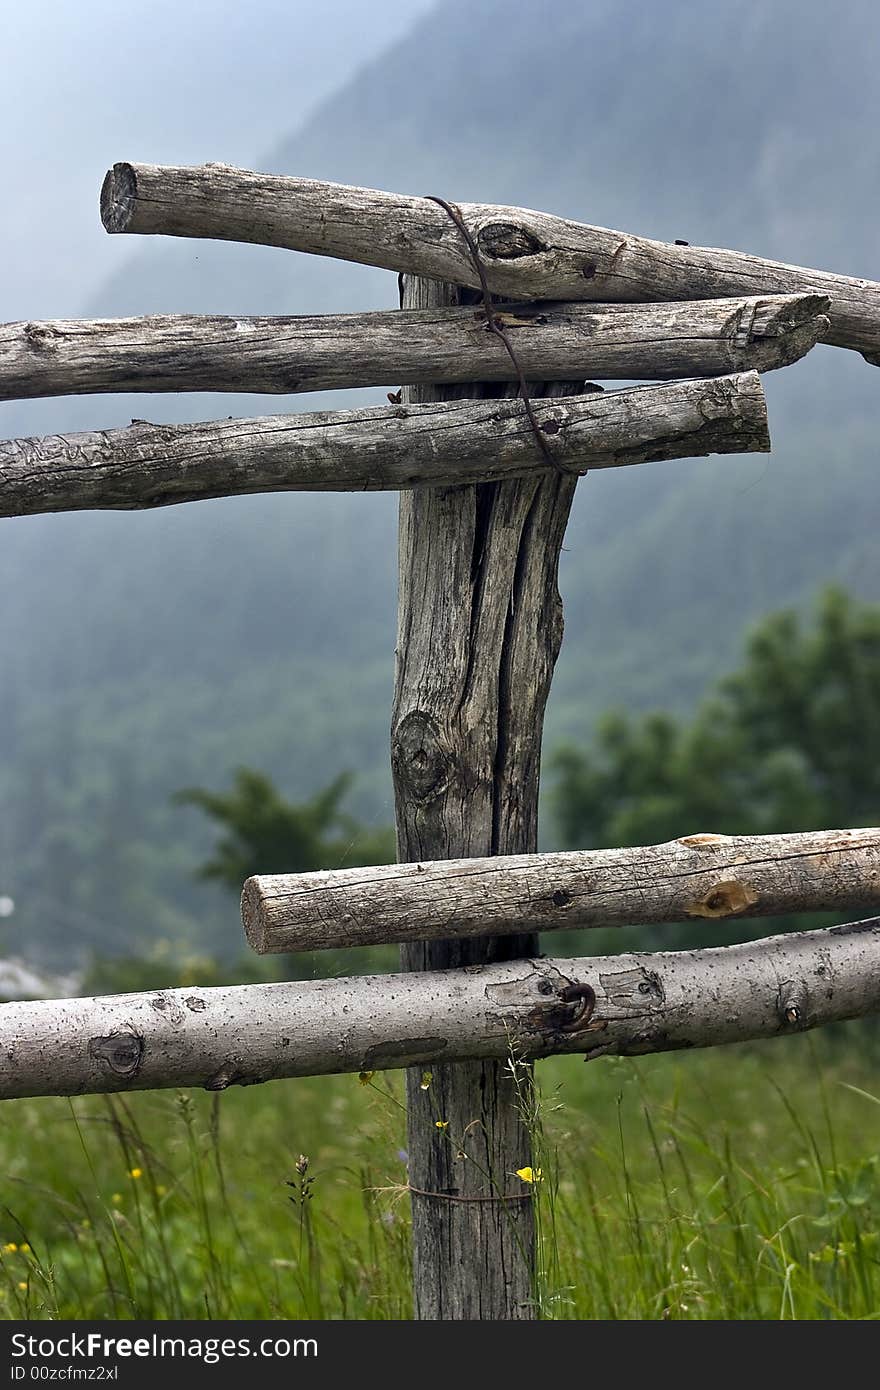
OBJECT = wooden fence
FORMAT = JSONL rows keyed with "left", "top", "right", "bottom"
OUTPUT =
{"left": 2, "top": 163, "right": 880, "bottom": 1320}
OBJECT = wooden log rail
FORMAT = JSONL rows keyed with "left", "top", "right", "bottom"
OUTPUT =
{"left": 0, "top": 294, "right": 829, "bottom": 401}
{"left": 2, "top": 918, "right": 878, "bottom": 1102}
{"left": 0, "top": 371, "right": 769, "bottom": 517}
{"left": 242, "top": 827, "right": 880, "bottom": 954}
{"left": 101, "top": 162, "right": 880, "bottom": 362}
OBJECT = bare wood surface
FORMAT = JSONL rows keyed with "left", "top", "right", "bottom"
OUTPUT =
{"left": 0, "top": 295, "right": 828, "bottom": 401}
{"left": 244, "top": 828, "right": 880, "bottom": 953}
{"left": 3, "top": 918, "right": 879, "bottom": 1102}
{"left": 389, "top": 270, "right": 599, "bottom": 1315}
{"left": 101, "top": 162, "right": 880, "bottom": 361}
{"left": 0, "top": 372, "right": 768, "bottom": 518}
{"left": 388, "top": 272, "right": 585, "bottom": 1319}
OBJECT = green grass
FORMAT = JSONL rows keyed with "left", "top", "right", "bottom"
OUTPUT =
{"left": 2, "top": 1034, "right": 879, "bottom": 1320}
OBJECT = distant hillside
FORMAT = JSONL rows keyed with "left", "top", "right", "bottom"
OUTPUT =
{"left": 2, "top": 0, "right": 878, "bottom": 965}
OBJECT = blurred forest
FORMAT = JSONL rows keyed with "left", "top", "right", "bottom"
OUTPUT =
{"left": 83, "top": 587, "right": 880, "bottom": 995}
{"left": 1, "top": 0, "right": 879, "bottom": 974}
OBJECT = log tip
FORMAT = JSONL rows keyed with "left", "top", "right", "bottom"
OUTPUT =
{"left": 100, "top": 162, "right": 138, "bottom": 234}
{"left": 754, "top": 294, "right": 832, "bottom": 372}
{"left": 780, "top": 292, "right": 832, "bottom": 323}
{"left": 734, "top": 369, "right": 771, "bottom": 451}
{"left": 695, "top": 370, "right": 771, "bottom": 454}
{"left": 241, "top": 877, "right": 268, "bottom": 954}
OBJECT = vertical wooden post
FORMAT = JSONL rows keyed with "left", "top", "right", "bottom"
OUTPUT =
{"left": 391, "top": 275, "right": 580, "bottom": 1320}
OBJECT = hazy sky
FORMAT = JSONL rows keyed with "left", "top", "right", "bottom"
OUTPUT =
{"left": 0, "top": 0, "right": 434, "bottom": 319}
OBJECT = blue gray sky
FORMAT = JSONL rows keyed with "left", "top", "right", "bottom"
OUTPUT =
{"left": 0, "top": 0, "right": 433, "bottom": 319}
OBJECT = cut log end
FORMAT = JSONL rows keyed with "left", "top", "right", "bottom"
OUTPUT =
{"left": 240, "top": 878, "right": 268, "bottom": 953}
{"left": 730, "top": 369, "right": 771, "bottom": 447}
{"left": 772, "top": 315, "right": 831, "bottom": 370}
{"left": 100, "top": 162, "right": 137, "bottom": 234}
{"left": 743, "top": 294, "right": 831, "bottom": 372}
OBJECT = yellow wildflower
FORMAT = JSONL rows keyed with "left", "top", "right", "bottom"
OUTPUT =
{"left": 129, "top": 1167, "right": 143, "bottom": 1180}
{"left": 2, "top": 1242, "right": 17, "bottom": 1254}
{"left": 435, "top": 1120, "right": 449, "bottom": 1131}
{"left": 111, "top": 1193, "right": 123, "bottom": 1206}
{"left": 515, "top": 1166, "right": 543, "bottom": 1184}
{"left": 19, "top": 1243, "right": 30, "bottom": 1255}
{"left": 17, "top": 1282, "right": 27, "bottom": 1291}
{"left": 358, "top": 1071, "right": 375, "bottom": 1086}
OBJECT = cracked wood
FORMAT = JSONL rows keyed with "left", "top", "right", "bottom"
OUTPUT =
{"left": 3, "top": 917, "right": 879, "bottom": 1101}
{"left": 387, "top": 273, "right": 584, "bottom": 1319}
{"left": 0, "top": 294, "right": 827, "bottom": 400}
{"left": 0, "top": 372, "right": 769, "bottom": 517}
{"left": 101, "top": 162, "right": 880, "bottom": 361}
{"left": 242, "top": 827, "right": 880, "bottom": 953}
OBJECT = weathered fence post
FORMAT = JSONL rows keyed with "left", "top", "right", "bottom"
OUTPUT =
{"left": 7, "top": 159, "right": 880, "bottom": 1320}
{"left": 391, "top": 275, "right": 579, "bottom": 1319}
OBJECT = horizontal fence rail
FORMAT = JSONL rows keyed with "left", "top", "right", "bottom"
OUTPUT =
{"left": 0, "top": 372, "right": 768, "bottom": 517}
{"left": 2, "top": 919, "right": 878, "bottom": 1101}
{"left": 0, "top": 294, "right": 828, "bottom": 401}
{"left": 242, "top": 827, "right": 880, "bottom": 954}
{"left": 100, "top": 162, "right": 880, "bottom": 361}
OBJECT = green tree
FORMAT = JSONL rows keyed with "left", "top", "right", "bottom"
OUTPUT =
{"left": 174, "top": 767, "right": 395, "bottom": 891}
{"left": 553, "top": 586, "right": 880, "bottom": 851}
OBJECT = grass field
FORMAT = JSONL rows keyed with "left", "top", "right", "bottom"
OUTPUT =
{"left": 2, "top": 1032, "right": 879, "bottom": 1320}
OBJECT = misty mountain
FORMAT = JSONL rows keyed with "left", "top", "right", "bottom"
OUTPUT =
{"left": 2, "top": 0, "right": 879, "bottom": 964}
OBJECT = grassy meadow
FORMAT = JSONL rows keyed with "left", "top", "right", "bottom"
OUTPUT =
{"left": 2, "top": 1031, "right": 880, "bottom": 1320}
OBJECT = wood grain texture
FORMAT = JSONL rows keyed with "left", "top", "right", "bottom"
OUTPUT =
{"left": 3, "top": 918, "right": 879, "bottom": 1101}
{"left": 0, "top": 372, "right": 769, "bottom": 518}
{"left": 0, "top": 294, "right": 828, "bottom": 400}
{"left": 389, "top": 274, "right": 586, "bottom": 1319}
{"left": 101, "top": 162, "right": 880, "bottom": 360}
{"left": 242, "top": 827, "right": 880, "bottom": 953}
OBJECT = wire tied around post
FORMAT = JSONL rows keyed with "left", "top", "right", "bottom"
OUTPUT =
{"left": 421, "top": 194, "right": 578, "bottom": 477}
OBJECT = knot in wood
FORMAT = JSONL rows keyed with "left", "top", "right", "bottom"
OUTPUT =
{"left": 24, "top": 322, "right": 59, "bottom": 353}
{"left": 88, "top": 1031, "right": 144, "bottom": 1078}
{"left": 777, "top": 979, "right": 809, "bottom": 1029}
{"left": 391, "top": 711, "right": 453, "bottom": 804}
{"left": 686, "top": 879, "right": 759, "bottom": 919}
{"left": 476, "top": 222, "right": 547, "bottom": 261}
{"left": 599, "top": 966, "right": 665, "bottom": 1007}
{"left": 697, "top": 381, "right": 737, "bottom": 423}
